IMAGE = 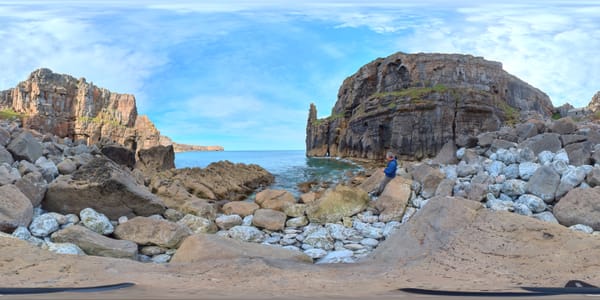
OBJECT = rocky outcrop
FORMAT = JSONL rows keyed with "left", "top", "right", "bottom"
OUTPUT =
{"left": 0, "top": 69, "right": 221, "bottom": 155}
{"left": 43, "top": 156, "right": 166, "bottom": 219}
{"left": 587, "top": 91, "right": 600, "bottom": 112}
{"left": 306, "top": 52, "right": 554, "bottom": 160}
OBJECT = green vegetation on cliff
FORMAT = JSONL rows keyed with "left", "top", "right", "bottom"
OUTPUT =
{"left": 0, "top": 108, "right": 24, "bottom": 120}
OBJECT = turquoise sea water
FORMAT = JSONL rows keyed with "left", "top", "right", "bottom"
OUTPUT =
{"left": 175, "top": 150, "right": 361, "bottom": 195}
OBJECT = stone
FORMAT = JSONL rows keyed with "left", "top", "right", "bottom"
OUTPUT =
{"left": 486, "top": 197, "right": 514, "bottom": 212}
{"left": 353, "top": 221, "right": 383, "bottom": 239}
{"left": 586, "top": 166, "right": 600, "bottom": 187}
{"left": 303, "top": 248, "right": 328, "bottom": 259}
{"left": 11, "top": 226, "right": 32, "bottom": 240}
{"left": 409, "top": 164, "right": 444, "bottom": 199}
{"left": 551, "top": 160, "right": 569, "bottom": 175}
{"left": 135, "top": 145, "right": 175, "bottom": 174}
{"left": 526, "top": 166, "right": 560, "bottom": 203}
{"left": 114, "top": 216, "right": 191, "bottom": 248}
{"left": 360, "top": 238, "right": 379, "bottom": 247}
{"left": 466, "top": 183, "right": 488, "bottom": 202}
{"left": 29, "top": 213, "right": 59, "bottom": 237}
{"left": 554, "top": 187, "right": 600, "bottom": 230}
{"left": 57, "top": 158, "right": 78, "bottom": 175}
{"left": 486, "top": 161, "right": 505, "bottom": 178}
{"left": 118, "top": 216, "right": 128, "bottom": 224}
{"left": 180, "top": 199, "right": 217, "bottom": 220}
{"left": 303, "top": 227, "right": 334, "bottom": 250}
{"left": 503, "top": 164, "right": 520, "bottom": 179}
{"left": 434, "top": 178, "right": 455, "bottom": 197}
{"left": 515, "top": 194, "right": 547, "bottom": 213}
{"left": 254, "top": 189, "right": 296, "bottom": 211}
{"left": 35, "top": 156, "right": 58, "bottom": 183}
{"left": 456, "top": 161, "right": 478, "bottom": 177}
{"left": 565, "top": 142, "right": 593, "bottom": 166}
{"left": 0, "top": 164, "right": 20, "bottom": 185}
{"left": 513, "top": 203, "right": 532, "bottom": 216}
{"left": 501, "top": 179, "right": 527, "bottom": 197}
{"left": 7, "top": 131, "right": 42, "bottom": 163}
{"left": 176, "top": 214, "right": 218, "bottom": 234}
{"left": 0, "top": 184, "right": 33, "bottom": 233}
{"left": 215, "top": 214, "right": 243, "bottom": 230}
{"left": 300, "top": 192, "right": 317, "bottom": 204}
{"left": 315, "top": 250, "right": 354, "bottom": 264}
{"left": 222, "top": 201, "right": 259, "bottom": 217}
{"left": 519, "top": 133, "right": 562, "bottom": 156}
{"left": 538, "top": 151, "right": 554, "bottom": 165}
{"left": 228, "top": 225, "right": 265, "bottom": 243}
{"left": 516, "top": 123, "right": 539, "bottom": 141}
{"left": 555, "top": 167, "right": 587, "bottom": 199}
{"left": 569, "top": 224, "right": 594, "bottom": 234}
{"left": 100, "top": 144, "right": 135, "bottom": 169}
{"left": 242, "top": 215, "right": 253, "bottom": 226}
{"left": 252, "top": 209, "right": 287, "bottom": 231}
{"left": 517, "top": 147, "right": 536, "bottom": 163}
{"left": 14, "top": 171, "right": 47, "bottom": 207}
{"left": 283, "top": 203, "right": 306, "bottom": 218}
{"left": 0, "top": 127, "right": 10, "bottom": 146}
{"left": 0, "top": 145, "right": 14, "bottom": 165}
{"left": 560, "top": 134, "right": 587, "bottom": 147}
{"left": 171, "top": 233, "right": 312, "bottom": 263}
{"left": 306, "top": 185, "right": 369, "bottom": 224}
{"left": 151, "top": 254, "right": 171, "bottom": 263}
{"left": 375, "top": 176, "right": 412, "bottom": 222}
{"left": 491, "top": 139, "right": 518, "bottom": 152}
{"left": 44, "top": 157, "right": 166, "bottom": 219}
{"left": 140, "top": 246, "right": 166, "bottom": 256}
{"left": 163, "top": 208, "right": 185, "bottom": 222}
{"left": 532, "top": 212, "right": 559, "bottom": 224}
{"left": 51, "top": 225, "right": 137, "bottom": 259}
{"left": 432, "top": 140, "right": 458, "bottom": 165}
{"left": 550, "top": 117, "right": 577, "bottom": 135}
{"left": 79, "top": 208, "right": 114, "bottom": 235}
{"left": 45, "top": 241, "right": 85, "bottom": 255}
{"left": 518, "top": 162, "right": 539, "bottom": 180}
{"left": 286, "top": 216, "right": 308, "bottom": 227}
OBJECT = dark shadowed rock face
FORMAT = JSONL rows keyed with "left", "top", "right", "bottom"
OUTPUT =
{"left": 307, "top": 52, "right": 554, "bottom": 160}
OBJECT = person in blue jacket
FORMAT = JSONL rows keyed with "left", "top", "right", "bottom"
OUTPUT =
{"left": 370, "top": 151, "right": 397, "bottom": 197}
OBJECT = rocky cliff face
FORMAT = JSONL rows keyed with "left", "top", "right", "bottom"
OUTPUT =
{"left": 587, "top": 91, "right": 600, "bottom": 112}
{"left": 0, "top": 68, "right": 159, "bottom": 151}
{"left": 306, "top": 52, "right": 554, "bottom": 160}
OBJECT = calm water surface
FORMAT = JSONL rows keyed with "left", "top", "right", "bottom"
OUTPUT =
{"left": 175, "top": 150, "right": 361, "bottom": 195}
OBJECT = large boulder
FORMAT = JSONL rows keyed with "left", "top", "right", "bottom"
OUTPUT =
{"left": 135, "top": 145, "right": 175, "bottom": 174}
{"left": 409, "top": 164, "right": 444, "bottom": 199}
{"left": 0, "top": 145, "right": 14, "bottom": 165}
{"left": 100, "top": 144, "right": 135, "bottom": 169}
{"left": 306, "top": 185, "right": 369, "bottom": 224}
{"left": 525, "top": 165, "right": 560, "bottom": 203}
{"left": 252, "top": 209, "right": 287, "bottom": 231}
{"left": 222, "top": 201, "right": 259, "bottom": 217}
{"left": 0, "top": 184, "right": 33, "bottom": 233}
{"left": 554, "top": 187, "right": 600, "bottom": 230}
{"left": 150, "top": 161, "right": 274, "bottom": 202}
{"left": 366, "top": 196, "right": 600, "bottom": 281}
{"left": 43, "top": 157, "right": 166, "bottom": 219}
{"left": 14, "top": 171, "right": 47, "bottom": 207}
{"left": 114, "top": 216, "right": 191, "bottom": 248}
{"left": 254, "top": 189, "right": 296, "bottom": 211}
{"left": 6, "top": 131, "right": 42, "bottom": 163}
{"left": 374, "top": 176, "right": 412, "bottom": 222}
{"left": 171, "top": 234, "right": 312, "bottom": 264}
{"left": 550, "top": 117, "right": 577, "bottom": 135}
{"left": 519, "top": 133, "right": 562, "bottom": 155}
{"left": 564, "top": 141, "right": 593, "bottom": 166}
{"left": 51, "top": 225, "right": 138, "bottom": 259}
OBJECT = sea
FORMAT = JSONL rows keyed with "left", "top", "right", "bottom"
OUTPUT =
{"left": 175, "top": 150, "right": 361, "bottom": 196}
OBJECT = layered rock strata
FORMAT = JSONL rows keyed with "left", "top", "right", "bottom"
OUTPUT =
{"left": 306, "top": 52, "right": 554, "bottom": 160}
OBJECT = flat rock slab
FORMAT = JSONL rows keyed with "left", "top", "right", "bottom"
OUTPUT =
{"left": 51, "top": 225, "right": 138, "bottom": 259}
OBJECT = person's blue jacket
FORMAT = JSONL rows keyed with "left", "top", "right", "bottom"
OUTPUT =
{"left": 383, "top": 158, "right": 397, "bottom": 178}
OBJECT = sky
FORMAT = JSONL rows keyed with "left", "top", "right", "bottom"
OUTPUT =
{"left": 0, "top": 1, "right": 599, "bottom": 150}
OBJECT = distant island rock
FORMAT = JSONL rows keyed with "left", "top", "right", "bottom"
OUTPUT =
{"left": 0, "top": 68, "right": 221, "bottom": 153}
{"left": 306, "top": 52, "right": 554, "bottom": 161}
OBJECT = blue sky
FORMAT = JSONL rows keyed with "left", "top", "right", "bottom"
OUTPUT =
{"left": 0, "top": 1, "right": 599, "bottom": 150}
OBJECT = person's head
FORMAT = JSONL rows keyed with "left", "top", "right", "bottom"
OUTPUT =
{"left": 386, "top": 151, "right": 395, "bottom": 161}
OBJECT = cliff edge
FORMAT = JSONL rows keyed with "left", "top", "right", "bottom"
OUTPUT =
{"left": 306, "top": 52, "right": 554, "bottom": 160}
